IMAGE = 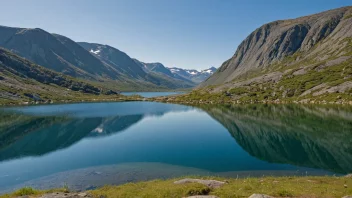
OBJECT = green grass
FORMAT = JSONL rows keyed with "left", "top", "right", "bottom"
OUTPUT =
{"left": 343, "top": 14, "right": 352, "bottom": 20}
{"left": 81, "top": 176, "right": 352, "bottom": 198}
{"left": 13, "top": 187, "right": 38, "bottom": 196}
{"left": 2, "top": 176, "right": 351, "bottom": 198}
{"left": 0, "top": 187, "right": 68, "bottom": 198}
{"left": 169, "top": 54, "right": 352, "bottom": 105}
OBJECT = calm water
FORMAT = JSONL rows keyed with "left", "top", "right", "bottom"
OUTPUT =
{"left": 0, "top": 102, "right": 351, "bottom": 192}
{"left": 121, "top": 92, "right": 183, "bottom": 98}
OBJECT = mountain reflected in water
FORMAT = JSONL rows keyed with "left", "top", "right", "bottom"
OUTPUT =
{"left": 200, "top": 104, "right": 352, "bottom": 174}
{"left": 0, "top": 102, "right": 351, "bottom": 192}
{"left": 0, "top": 102, "right": 192, "bottom": 161}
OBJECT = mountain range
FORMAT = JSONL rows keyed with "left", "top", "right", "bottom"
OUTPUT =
{"left": 169, "top": 66, "right": 217, "bottom": 83}
{"left": 133, "top": 59, "right": 216, "bottom": 84}
{"left": 0, "top": 25, "right": 212, "bottom": 95}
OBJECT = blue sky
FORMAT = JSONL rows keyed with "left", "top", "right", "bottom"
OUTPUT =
{"left": 1, "top": 0, "right": 351, "bottom": 70}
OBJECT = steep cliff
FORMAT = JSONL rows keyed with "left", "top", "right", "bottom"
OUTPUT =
{"left": 201, "top": 6, "right": 352, "bottom": 93}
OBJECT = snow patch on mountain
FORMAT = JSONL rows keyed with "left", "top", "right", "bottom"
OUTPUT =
{"left": 202, "top": 69, "right": 213, "bottom": 74}
{"left": 90, "top": 49, "right": 101, "bottom": 55}
{"left": 170, "top": 68, "right": 180, "bottom": 73}
{"left": 187, "top": 71, "right": 198, "bottom": 75}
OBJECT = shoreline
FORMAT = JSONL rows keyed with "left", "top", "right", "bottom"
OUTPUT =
{"left": 1, "top": 90, "right": 352, "bottom": 107}
{"left": 150, "top": 95, "right": 352, "bottom": 106}
{"left": 1, "top": 175, "right": 351, "bottom": 198}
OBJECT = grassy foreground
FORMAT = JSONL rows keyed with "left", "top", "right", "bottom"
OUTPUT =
{"left": 1, "top": 176, "right": 352, "bottom": 198}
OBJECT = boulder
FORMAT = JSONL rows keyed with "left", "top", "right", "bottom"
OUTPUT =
{"left": 248, "top": 194, "right": 274, "bottom": 198}
{"left": 174, "top": 178, "right": 226, "bottom": 188}
{"left": 39, "top": 192, "right": 90, "bottom": 198}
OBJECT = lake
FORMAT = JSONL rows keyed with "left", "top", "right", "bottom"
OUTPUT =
{"left": 121, "top": 92, "right": 183, "bottom": 98}
{"left": 0, "top": 102, "right": 351, "bottom": 193}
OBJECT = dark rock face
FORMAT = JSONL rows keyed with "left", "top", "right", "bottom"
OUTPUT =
{"left": 201, "top": 6, "right": 352, "bottom": 87}
{"left": 24, "top": 93, "right": 42, "bottom": 101}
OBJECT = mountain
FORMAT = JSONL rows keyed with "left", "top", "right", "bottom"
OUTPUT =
{"left": 0, "top": 48, "right": 119, "bottom": 105}
{"left": 142, "top": 62, "right": 174, "bottom": 77}
{"left": 169, "top": 67, "right": 216, "bottom": 83}
{"left": 132, "top": 59, "right": 196, "bottom": 88}
{"left": 77, "top": 42, "right": 147, "bottom": 79}
{"left": 77, "top": 42, "right": 198, "bottom": 89}
{"left": 0, "top": 26, "right": 118, "bottom": 80}
{"left": 198, "top": 6, "right": 352, "bottom": 102}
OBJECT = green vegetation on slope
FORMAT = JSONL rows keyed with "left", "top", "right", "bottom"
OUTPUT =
{"left": 166, "top": 52, "right": 352, "bottom": 104}
{"left": 0, "top": 48, "right": 146, "bottom": 105}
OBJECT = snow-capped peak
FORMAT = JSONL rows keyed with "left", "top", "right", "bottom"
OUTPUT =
{"left": 202, "top": 69, "right": 213, "bottom": 74}
{"left": 187, "top": 70, "right": 198, "bottom": 75}
{"left": 170, "top": 68, "right": 180, "bottom": 73}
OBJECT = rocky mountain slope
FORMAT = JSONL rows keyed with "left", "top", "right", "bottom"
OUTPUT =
{"left": 78, "top": 42, "right": 197, "bottom": 89}
{"left": 78, "top": 42, "right": 147, "bottom": 79}
{"left": 198, "top": 6, "right": 352, "bottom": 103}
{"left": 0, "top": 26, "right": 116, "bottom": 80}
{"left": 0, "top": 48, "right": 120, "bottom": 105}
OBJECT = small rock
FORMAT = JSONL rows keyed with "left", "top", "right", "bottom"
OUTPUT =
{"left": 345, "top": 174, "right": 352, "bottom": 178}
{"left": 248, "top": 194, "right": 274, "bottom": 198}
{"left": 174, "top": 178, "right": 226, "bottom": 188}
{"left": 40, "top": 192, "right": 91, "bottom": 198}
{"left": 78, "top": 193, "right": 88, "bottom": 197}
{"left": 344, "top": 184, "right": 348, "bottom": 188}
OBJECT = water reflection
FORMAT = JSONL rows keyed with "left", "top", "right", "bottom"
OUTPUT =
{"left": 0, "top": 102, "right": 351, "bottom": 192}
{"left": 0, "top": 102, "right": 192, "bottom": 161}
{"left": 199, "top": 104, "right": 352, "bottom": 174}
